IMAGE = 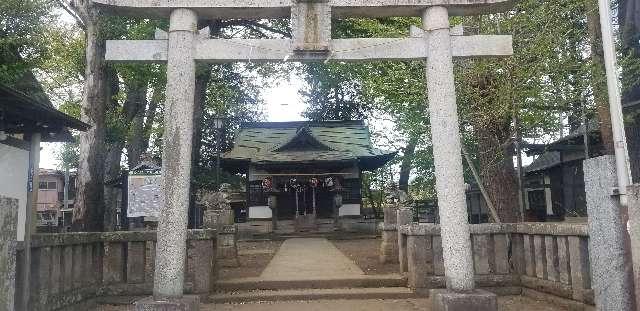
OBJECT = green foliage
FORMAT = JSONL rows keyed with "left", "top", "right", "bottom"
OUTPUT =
{"left": 0, "top": 0, "right": 54, "bottom": 85}
{"left": 193, "top": 63, "right": 268, "bottom": 191}
{"left": 302, "top": 0, "right": 616, "bottom": 201}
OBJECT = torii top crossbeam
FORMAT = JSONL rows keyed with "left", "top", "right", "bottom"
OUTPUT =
{"left": 92, "top": 0, "right": 515, "bottom": 19}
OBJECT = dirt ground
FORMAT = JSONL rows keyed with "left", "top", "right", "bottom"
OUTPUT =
{"left": 218, "top": 240, "right": 283, "bottom": 280}
{"left": 98, "top": 296, "right": 570, "bottom": 311}
{"left": 331, "top": 238, "right": 400, "bottom": 275}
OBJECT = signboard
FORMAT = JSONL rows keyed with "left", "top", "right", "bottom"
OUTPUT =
{"left": 127, "top": 174, "right": 163, "bottom": 218}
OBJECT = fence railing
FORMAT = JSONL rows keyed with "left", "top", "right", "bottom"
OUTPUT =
{"left": 14, "top": 230, "right": 217, "bottom": 311}
{"left": 398, "top": 222, "right": 593, "bottom": 305}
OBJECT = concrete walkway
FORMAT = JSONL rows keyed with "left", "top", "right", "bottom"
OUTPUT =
{"left": 260, "top": 238, "right": 364, "bottom": 280}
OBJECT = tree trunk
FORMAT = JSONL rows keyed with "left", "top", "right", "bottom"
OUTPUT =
{"left": 398, "top": 137, "right": 418, "bottom": 192}
{"left": 125, "top": 82, "right": 150, "bottom": 168}
{"left": 586, "top": 0, "right": 615, "bottom": 155}
{"left": 103, "top": 141, "right": 124, "bottom": 231}
{"left": 474, "top": 121, "right": 520, "bottom": 223}
{"left": 188, "top": 21, "right": 221, "bottom": 228}
{"left": 468, "top": 70, "right": 520, "bottom": 223}
{"left": 72, "top": 14, "right": 108, "bottom": 232}
{"left": 141, "top": 88, "right": 161, "bottom": 153}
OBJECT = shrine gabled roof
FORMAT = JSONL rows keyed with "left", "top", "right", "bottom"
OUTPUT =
{"left": 223, "top": 120, "right": 396, "bottom": 170}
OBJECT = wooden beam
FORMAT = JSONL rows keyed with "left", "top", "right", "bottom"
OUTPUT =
{"left": 105, "top": 35, "right": 512, "bottom": 63}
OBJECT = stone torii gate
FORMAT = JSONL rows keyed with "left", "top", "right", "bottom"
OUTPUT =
{"left": 92, "top": 0, "right": 515, "bottom": 310}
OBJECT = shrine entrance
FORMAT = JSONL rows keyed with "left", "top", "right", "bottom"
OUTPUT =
{"left": 93, "top": 0, "right": 515, "bottom": 305}
{"left": 275, "top": 177, "right": 339, "bottom": 220}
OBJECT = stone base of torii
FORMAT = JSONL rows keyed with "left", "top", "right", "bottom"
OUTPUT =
{"left": 91, "top": 1, "right": 516, "bottom": 310}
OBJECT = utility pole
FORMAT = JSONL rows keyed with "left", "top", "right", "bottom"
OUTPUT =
{"left": 598, "top": 0, "right": 632, "bottom": 202}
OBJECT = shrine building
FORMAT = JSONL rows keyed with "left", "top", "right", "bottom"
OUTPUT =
{"left": 223, "top": 121, "right": 396, "bottom": 225}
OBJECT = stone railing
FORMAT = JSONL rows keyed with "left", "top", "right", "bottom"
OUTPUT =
{"left": 398, "top": 222, "right": 594, "bottom": 306}
{"left": 13, "top": 229, "right": 217, "bottom": 311}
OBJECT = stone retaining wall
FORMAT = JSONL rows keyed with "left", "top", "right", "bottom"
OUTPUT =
{"left": 13, "top": 230, "right": 216, "bottom": 311}
{"left": 398, "top": 222, "right": 594, "bottom": 305}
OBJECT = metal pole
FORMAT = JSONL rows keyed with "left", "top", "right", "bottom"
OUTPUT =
{"left": 513, "top": 109, "right": 527, "bottom": 222}
{"left": 582, "top": 102, "right": 590, "bottom": 159}
{"left": 64, "top": 167, "right": 69, "bottom": 210}
{"left": 216, "top": 128, "right": 221, "bottom": 190}
{"left": 598, "top": 0, "right": 632, "bottom": 203}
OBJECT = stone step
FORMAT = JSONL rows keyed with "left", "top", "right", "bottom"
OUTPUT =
{"left": 216, "top": 275, "right": 407, "bottom": 291}
{"left": 210, "top": 287, "right": 419, "bottom": 304}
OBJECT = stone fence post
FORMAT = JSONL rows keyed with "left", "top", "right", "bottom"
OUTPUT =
{"left": 0, "top": 196, "right": 18, "bottom": 311}
{"left": 628, "top": 184, "right": 640, "bottom": 309}
{"left": 406, "top": 226, "right": 431, "bottom": 293}
{"left": 203, "top": 210, "right": 238, "bottom": 268}
{"left": 397, "top": 207, "right": 413, "bottom": 274}
{"left": 379, "top": 205, "right": 399, "bottom": 263}
{"left": 584, "top": 155, "right": 635, "bottom": 310}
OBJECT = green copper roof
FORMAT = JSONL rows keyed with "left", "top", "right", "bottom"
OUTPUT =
{"left": 223, "top": 121, "right": 396, "bottom": 170}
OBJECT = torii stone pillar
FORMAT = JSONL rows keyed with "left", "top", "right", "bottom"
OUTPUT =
{"left": 136, "top": 8, "right": 201, "bottom": 310}
{"left": 423, "top": 6, "right": 475, "bottom": 291}
{"left": 423, "top": 7, "right": 498, "bottom": 310}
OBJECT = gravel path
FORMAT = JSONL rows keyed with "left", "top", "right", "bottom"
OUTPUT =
{"left": 260, "top": 238, "right": 364, "bottom": 280}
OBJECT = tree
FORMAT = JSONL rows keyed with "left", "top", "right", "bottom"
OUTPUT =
{"left": 0, "top": 0, "right": 54, "bottom": 86}
{"left": 54, "top": 0, "right": 113, "bottom": 231}
{"left": 302, "top": 0, "right": 606, "bottom": 222}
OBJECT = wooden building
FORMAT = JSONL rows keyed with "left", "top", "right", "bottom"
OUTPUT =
{"left": 0, "top": 83, "right": 88, "bottom": 240}
{"left": 524, "top": 123, "right": 604, "bottom": 222}
{"left": 223, "top": 121, "right": 396, "bottom": 228}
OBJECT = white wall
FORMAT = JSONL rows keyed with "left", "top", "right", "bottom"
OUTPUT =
{"left": 339, "top": 204, "right": 361, "bottom": 216}
{"left": 0, "top": 143, "right": 29, "bottom": 241}
{"left": 249, "top": 206, "right": 272, "bottom": 219}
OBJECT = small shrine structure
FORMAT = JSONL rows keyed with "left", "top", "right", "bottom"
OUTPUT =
{"left": 223, "top": 121, "right": 395, "bottom": 228}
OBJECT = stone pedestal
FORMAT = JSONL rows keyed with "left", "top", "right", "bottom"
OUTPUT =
{"left": 217, "top": 210, "right": 234, "bottom": 225}
{"left": 380, "top": 205, "right": 399, "bottom": 263}
{"left": 203, "top": 209, "right": 234, "bottom": 228}
{"left": 295, "top": 214, "right": 318, "bottom": 232}
{"left": 397, "top": 208, "right": 413, "bottom": 273}
{"left": 134, "top": 295, "right": 200, "bottom": 311}
{"left": 431, "top": 289, "right": 497, "bottom": 311}
{"left": 383, "top": 205, "right": 399, "bottom": 225}
{"left": 380, "top": 224, "right": 398, "bottom": 264}
{"left": 407, "top": 234, "right": 429, "bottom": 290}
{"left": 333, "top": 193, "right": 343, "bottom": 225}
{"left": 268, "top": 194, "right": 278, "bottom": 231}
{"left": 203, "top": 210, "right": 239, "bottom": 268}
{"left": 584, "top": 156, "right": 635, "bottom": 310}
{"left": 0, "top": 196, "right": 18, "bottom": 311}
{"left": 217, "top": 225, "right": 239, "bottom": 267}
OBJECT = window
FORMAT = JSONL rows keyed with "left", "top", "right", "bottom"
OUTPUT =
{"left": 38, "top": 181, "right": 57, "bottom": 190}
